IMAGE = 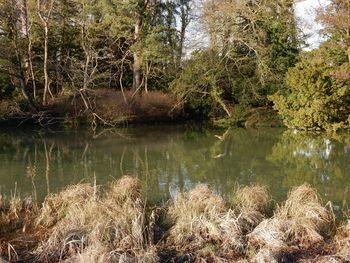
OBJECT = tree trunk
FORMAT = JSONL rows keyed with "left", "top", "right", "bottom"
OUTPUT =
{"left": 13, "top": 43, "right": 30, "bottom": 101}
{"left": 11, "top": 5, "right": 29, "bottom": 101}
{"left": 28, "top": 34, "right": 36, "bottom": 99}
{"left": 37, "top": 0, "right": 54, "bottom": 106}
{"left": 132, "top": 15, "right": 142, "bottom": 91}
{"left": 83, "top": 51, "right": 90, "bottom": 90}
{"left": 16, "top": 0, "right": 31, "bottom": 101}
{"left": 178, "top": 2, "right": 190, "bottom": 66}
{"left": 43, "top": 24, "right": 49, "bottom": 105}
{"left": 16, "top": 60, "right": 29, "bottom": 101}
{"left": 178, "top": 20, "right": 186, "bottom": 65}
{"left": 19, "top": 0, "right": 37, "bottom": 99}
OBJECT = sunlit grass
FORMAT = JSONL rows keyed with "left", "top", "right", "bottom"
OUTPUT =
{"left": 0, "top": 177, "right": 349, "bottom": 262}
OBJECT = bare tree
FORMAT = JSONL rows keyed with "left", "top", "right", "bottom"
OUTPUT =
{"left": 18, "top": 0, "right": 37, "bottom": 99}
{"left": 132, "top": 0, "right": 150, "bottom": 92}
{"left": 37, "top": 0, "right": 55, "bottom": 105}
{"left": 317, "top": 0, "right": 350, "bottom": 62}
{"left": 0, "top": 0, "right": 31, "bottom": 101}
{"left": 178, "top": 0, "right": 192, "bottom": 65}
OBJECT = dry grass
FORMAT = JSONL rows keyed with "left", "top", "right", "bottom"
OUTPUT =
{"left": 248, "top": 184, "right": 331, "bottom": 261}
{"left": 232, "top": 185, "right": 270, "bottom": 232}
{"left": 276, "top": 184, "right": 330, "bottom": 247}
{"left": 334, "top": 219, "right": 350, "bottom": 260}
{"left": 0, "top": 193, "right": 37, "bottom": 235}
{"left": 298, "top": 256, "right": 341, "bottom": 263}
{"left": 36, "top": 184, "right": 95, "bottom": 228}
{"left": 166, "top": 184, "right": 244, "bottom": 261}
{"left": 34, "top": 176, "right": 157, "bottom": 263}
{"left": 0, "top": 193, "right": 40, "bottom": 262}
{"left": 0, "top": 181, "right": 349, "bottom": 262}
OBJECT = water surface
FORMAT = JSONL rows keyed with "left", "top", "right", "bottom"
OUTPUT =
{"left": 0, "top": 125, "right": 350, "bottom": 210}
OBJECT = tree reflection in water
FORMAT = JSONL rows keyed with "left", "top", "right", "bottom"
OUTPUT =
{"left": 0, "top": 126, "right": 349, "bottom": 210}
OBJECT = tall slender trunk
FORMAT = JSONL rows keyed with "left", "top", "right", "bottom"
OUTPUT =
{"left": 18, "top": 66, "right": 30, "bottom": 101}
{"left": 12, "top": 26, "right": 29, "bottom": 101}
{"left": 178, "top": 2, "right": 189, "bottom": 66}
{"left": 28, "top": 35, "right": 36, "bottom": 99}
{"left": 20, "top": 0, "right": 37, "bottom": 99}
{"left": 43, "top": 24, "right": 49, "bottom": 105}
{"left": 132, "top": 15, "right": 142, "bottom": 91}
{"left": 178, "top": 19, "right": 186, "bottom": 65}
{"left": 15, "top": 0, "right": 31, "bottom": 101}
{"left": 83, "top": 53, "right": 90, "bottom": 90}
{"left": 37, "top": 0, "right": 54, "bottom": 106}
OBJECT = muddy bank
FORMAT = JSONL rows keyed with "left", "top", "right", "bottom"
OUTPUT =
{"left": 0, "top": 89, "right": 183, "bottom": 127}
{"left": 0, "top": 176, "right": 349, "bottom": 262}
{"left": 0, "top": 89, "right": 283, "bottom": 129}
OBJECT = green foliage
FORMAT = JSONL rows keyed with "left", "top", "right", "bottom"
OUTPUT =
{"left": 0, "top": 74, "right": 15, "bottom": 100}
{"left": 0, "top": 0, "right": 190, "bottom": 109}
{"left": 170, "top": 50, "right": 232, "bottom": 118}
{"left": 271, "top": 42, "right": 350, "bottom": 131}
{"left": 171, "top": 0, "right": 300, "bottom": 121}
{"left": 214, "top": 105, "right": 247, "bottom": 127}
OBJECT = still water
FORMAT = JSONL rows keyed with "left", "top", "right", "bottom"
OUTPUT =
{"left": 0, "top": 125, "right": 350, "bottom": 209}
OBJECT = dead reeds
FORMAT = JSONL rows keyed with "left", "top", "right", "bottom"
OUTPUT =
{"left": 0, "top": 179, "right": 349, "bottom": 262}
{"left": 248, "top": 184, "right": 331, "bottom": 262}
{"left": 34, "top": 176, "right": 157, "bottom": 263}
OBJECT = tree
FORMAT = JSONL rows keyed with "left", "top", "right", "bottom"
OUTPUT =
{"left": 0, "top": 0, "right": 31, "bottom": 101}
{"left": 202, "top": 0, "right": 299, "bottom": 92}
{"left": 171, "top": 50, "right": 233, "bottom": 118}
{"left": 271, "top": 0, "right": 350, "bottom": 131}
{"left": 172, "top": 0, "right": 300, "bottom": 120}
{"left": 317, "top": 0, "right": 350, "bottom": 62}
{"left": 36, "top": 0, "right": 55, "bottom": 105}
{"left": 270, "top": 42, "right": 350, "bottom": 131}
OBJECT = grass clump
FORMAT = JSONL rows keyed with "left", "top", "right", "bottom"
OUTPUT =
{"left": 248, "top": 184, "right": 330, "bottom": 261}
{"left": 333, "top": 219, "right": 350, "bottom": 261}
{"left": 165, "top": 184, "right": 247, "bottom": 261}
{"left": 36, "top": 183, "right": 95, "bottom": 228}
{"left": 232, "top": 185, "right": 270, "bottom": 233}
{"left": 1, "top": 180, "right": 350, "bottom": 262}
{"left": 0, "top": 193, "right": 39, "bottom": 262}
{"left": 34, "top": 176, "right": 157, "bottom": 263}
{"left": 276, "top": 184, "right": 330, "bottom": 247}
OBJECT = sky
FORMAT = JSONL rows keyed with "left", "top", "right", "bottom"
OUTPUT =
{"left": 295, "top": 0, "right": 328, "bottom": 49}
{"left": 185, "top": 0, "right": 329, "bottom": 54}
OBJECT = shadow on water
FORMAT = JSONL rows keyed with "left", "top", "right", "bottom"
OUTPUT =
{"left": 0, "top": 125, "right": 349, "bottom": 209}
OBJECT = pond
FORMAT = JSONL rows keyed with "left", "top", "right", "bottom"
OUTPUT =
{"left": 0, "top": 125, "right": 350, "bottom": 211}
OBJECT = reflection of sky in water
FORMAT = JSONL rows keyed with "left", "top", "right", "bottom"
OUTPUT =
{"left": 293, "top": 139, "right": 333, "bottom": 159}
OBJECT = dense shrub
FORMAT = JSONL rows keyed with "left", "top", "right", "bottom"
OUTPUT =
{"left": 170, "top": 50, "right": 234, "bottom": 118}
{"left": 270, "top": 42, "right": 350, "bottom": 131}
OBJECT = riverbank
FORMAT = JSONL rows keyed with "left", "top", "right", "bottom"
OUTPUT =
{"left": 0, "top": 176, "right": 348, "bottom": 262}
{"left": 0, "top": 89, "right": 183, "bottom": 128}
{"left": 0, "top": 89, "right": 283, "bottom": 129}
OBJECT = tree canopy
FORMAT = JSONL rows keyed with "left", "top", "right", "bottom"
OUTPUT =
{"left": 0, "top": 0, "right": 349, "bottom": 131}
